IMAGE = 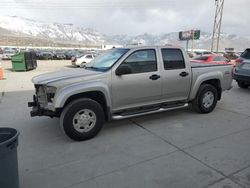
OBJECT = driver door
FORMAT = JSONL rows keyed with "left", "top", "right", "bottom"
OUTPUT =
{"left": 111, "top": 49, "right": 162, "bottom": 111}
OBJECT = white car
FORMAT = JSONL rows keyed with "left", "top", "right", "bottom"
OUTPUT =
{"left": 71, "top": 54, "right": 95, "bottom": 67}
{"left": 1, "top": 49, "right": 16, "bottom": 60}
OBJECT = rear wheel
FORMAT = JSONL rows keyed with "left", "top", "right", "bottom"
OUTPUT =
{"left": 60, "top": 98, "right": 105, "bottom": 141}
{"left": 237, "top": 81, "right": 249, "bottom": 88}
{"left": 192, "top": 84, "right": 218, "bottom": 113}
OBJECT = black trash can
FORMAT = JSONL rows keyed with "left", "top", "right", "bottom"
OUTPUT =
{"left": 0, "top": 128, "right": 19, "bottom": 188}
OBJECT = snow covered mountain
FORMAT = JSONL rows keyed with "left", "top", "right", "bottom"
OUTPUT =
{"left": 0, "top": 15, "right": 249, "bottom": 51}
{"left": 0, "top": 15, "right": 107, "bottom": 44}
{"left": 111, "top": 32, "right": 250, "bottom": 51}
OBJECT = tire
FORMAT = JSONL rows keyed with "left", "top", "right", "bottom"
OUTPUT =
{"left": 192, "top": 84, "right": 218, "bottom": 113}
{"left": 237, "top": 81, "right": 249, "bottom": 88}
{"left": 60, "top": 98, "right": 105, "bottom": 141}
{"left": 80, "top": 62, "right": 86, "bottom": 68}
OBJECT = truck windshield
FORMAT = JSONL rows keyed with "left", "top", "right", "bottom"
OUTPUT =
{"left": 85, "top": 48, "right": 129, "bottom": 71}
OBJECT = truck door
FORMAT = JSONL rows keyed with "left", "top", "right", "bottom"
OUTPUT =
{"left": 160, "top": 48, "right": 192, "bottom": 102}
{"left": 111, "top": 49, "right": 162, "bottom": 111}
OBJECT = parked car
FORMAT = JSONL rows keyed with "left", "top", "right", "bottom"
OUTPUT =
{"left": 28, "top": 46, "right": 233, "bottom": 141}
{"left": 233, "top": 48, "right": 250, "bottom": 88}
{"left": 1, "top": 49, "right": 16, "bottom": 60}
{"left": 191, "top": 54, "right": 235, "bottom": 67}
{"left": 194, "top": 51, "right": 214, "bottom": 56}
{"left": 71, "top": 54, "right": 95, "bottom": 67}
{"left": 65, "top": 50, "right": 81, "bottom": 60}
{"left": 38, "top": 51, "right": 54, "bottom": 60}
{"left": 54, "top": 52, "right": 66, "bottom": 60}
{"left": 223, "top": 52, "right": 239, "bottom": 60}
{"left": 187, "top": 52, "right": 195, "bottom": 58}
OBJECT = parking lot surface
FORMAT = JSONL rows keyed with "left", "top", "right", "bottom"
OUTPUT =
{"left": 0, "top": 60, "right": 250, "bottom": 188}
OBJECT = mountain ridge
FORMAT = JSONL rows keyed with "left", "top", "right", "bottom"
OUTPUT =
{"left": 0, "top": 15, "right": 249, "bottom": 51}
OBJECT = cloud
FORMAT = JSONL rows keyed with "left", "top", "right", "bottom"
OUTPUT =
{"left": 0, "top": 0, "right": 249, "bottom": 36}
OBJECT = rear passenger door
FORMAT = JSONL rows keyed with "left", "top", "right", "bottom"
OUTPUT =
{"left": 161, "top": 48, "right": 192, "bottom": 102}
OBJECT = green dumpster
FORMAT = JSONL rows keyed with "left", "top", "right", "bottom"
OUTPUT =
{"left": 11, "top": 52, "right": 37, "bottom": 71}
{"left": 11, "top": 53, "right": 26, "bottom": 71}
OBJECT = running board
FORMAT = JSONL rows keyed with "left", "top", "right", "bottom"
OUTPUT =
{"left": 112, "top": 103, "right": 189, "bottom": 120}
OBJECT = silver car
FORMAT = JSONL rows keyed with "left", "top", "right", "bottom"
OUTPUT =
{"left": 234, "top": 48, "right": 250, "bottom": 88}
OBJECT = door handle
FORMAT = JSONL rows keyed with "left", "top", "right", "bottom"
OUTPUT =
{"left": 179, "top": 72, "right": 189, "bottom": 77}
{"left": 149, "top": 74, "right": 160, "bottom": 80}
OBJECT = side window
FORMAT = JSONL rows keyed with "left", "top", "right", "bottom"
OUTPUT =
{"left": 161, "top": 49, "right": 185, "bottom": 70}
{"left": 121, "top": 49, "right": 157, "bottom": 74}
{"left": 214, "top": 56, "right": 225, "bottom": 61}
{"left": 213, "top": 57, "right": 220, "bottom": 61}
{"left": 86, "top": 55, "right": 93, "bottom": 59}
{"left": 220, "top": 56, "right": 227, "bottom": 61}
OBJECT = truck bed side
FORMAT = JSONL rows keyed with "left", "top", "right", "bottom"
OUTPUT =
{"left": 188, "top": 63, "right": 233, "bottom": 101}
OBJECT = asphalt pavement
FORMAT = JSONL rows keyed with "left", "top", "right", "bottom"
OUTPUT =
{"left": 0, "top": 60, "right": 249, "bottom": 188}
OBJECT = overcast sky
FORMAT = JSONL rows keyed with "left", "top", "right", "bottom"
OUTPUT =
{"left": 0, "top": 0, "right": 249, "bottom": 36}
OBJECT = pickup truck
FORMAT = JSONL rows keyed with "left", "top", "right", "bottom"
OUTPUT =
{"left": 28, "top": 46, "right": 233, "bottom": 141}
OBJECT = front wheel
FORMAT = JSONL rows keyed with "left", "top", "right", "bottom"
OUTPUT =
{"left": 60, "top": 99, "right": 105, "bottom": 141}
{"left": 192, "top": 84, "right": 218, "bottom": 113}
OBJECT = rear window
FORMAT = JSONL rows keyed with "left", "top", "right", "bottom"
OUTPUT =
{"left": 241, "top": 49, "right": 250, "bottom": 59}
{"left": 193, "top": 56, "right": 209, "bottom": 61}
{"left": 161, "top": 49, "right": 185, "bottom": 70}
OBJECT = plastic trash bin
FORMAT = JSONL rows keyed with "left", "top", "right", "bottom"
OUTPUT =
{"left": 0, "top": 127, "right": 20, "bottom": 188}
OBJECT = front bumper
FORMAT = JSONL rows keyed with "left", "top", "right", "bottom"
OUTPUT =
{"left": 28, "top": 95, "right": 59, "bottom": 117}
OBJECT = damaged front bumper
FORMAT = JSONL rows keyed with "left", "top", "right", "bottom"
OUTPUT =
{"left": 28, "top": 95, "right": 59, "bottom": 117}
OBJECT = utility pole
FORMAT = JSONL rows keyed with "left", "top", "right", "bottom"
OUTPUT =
{"left": 192, "top": 29, "right": 194, "bottom": 52}
{"left": 211, "top": 0, "right": 225, "bottom": 52}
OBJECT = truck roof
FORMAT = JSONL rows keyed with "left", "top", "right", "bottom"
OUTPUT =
{"left": 118, "top": 45, "right": 183, "bottom": 51}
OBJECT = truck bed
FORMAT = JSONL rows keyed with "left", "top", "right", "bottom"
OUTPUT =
{"left": 190, "top": 62, "right": 233, "bottom": 95}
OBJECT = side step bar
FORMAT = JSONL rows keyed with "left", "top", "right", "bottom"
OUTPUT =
{"left": 112, "top": 103, "right": 189, "bottom": 120}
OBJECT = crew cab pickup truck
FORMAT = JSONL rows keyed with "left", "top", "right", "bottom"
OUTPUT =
{"left": 28, "top": 46, "right": 233, "bottom": 141}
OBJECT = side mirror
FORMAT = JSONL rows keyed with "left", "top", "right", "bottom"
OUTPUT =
{"left": 116, "top": 64, "right": 132, "bottom": 76}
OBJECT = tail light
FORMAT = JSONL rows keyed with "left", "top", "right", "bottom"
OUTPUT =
{"left": 71, "top": 57, "right": 76, "bottom": 62}
{"left": 235, "top": 58, "right": 243, "bottom": 66}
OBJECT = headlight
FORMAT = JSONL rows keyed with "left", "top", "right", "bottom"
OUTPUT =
{"left": 45, "top": 86, "right": 56, "bottom": 93}
{"left": 45, "top": 86, "right": 56, "bottom": 102}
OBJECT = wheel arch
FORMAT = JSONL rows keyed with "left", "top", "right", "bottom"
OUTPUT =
{"left": 58, "top": 90, "right": 111, "bottom": 121}
{"left": 201, "top": 79, "right": 222, "bottom": 100}
{"left": 190, "top": 75, "right": 222, "bottom": 101}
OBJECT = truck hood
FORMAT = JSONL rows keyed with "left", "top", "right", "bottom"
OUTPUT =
{"left": 32, "top": 69, "right": 103, "bottom": 86}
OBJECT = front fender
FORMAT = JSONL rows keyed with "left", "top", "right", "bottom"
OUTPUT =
{"left": 53, "top": 81, "right": 111, "bottom": 109}
{"left": 189, "top": 71, "right": 223, "bottom": 100}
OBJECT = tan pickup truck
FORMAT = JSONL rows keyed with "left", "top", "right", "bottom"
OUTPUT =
{"left": 28, "top": 46, "right": 233, "bottom": 141}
